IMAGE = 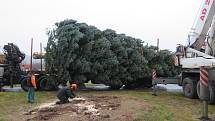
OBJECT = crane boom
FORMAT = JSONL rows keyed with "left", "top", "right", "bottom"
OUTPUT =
{"left": 175, "top": 0, "right": 215, "bottom": 68}
{"left": 188, "top": 0, "right": 215, "bottom": 50}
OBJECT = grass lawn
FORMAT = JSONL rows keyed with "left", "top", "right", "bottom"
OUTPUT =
{"left": 0, "top": 91, "right": 56, "bottom": 121}
{"left": 81, "top": 90, "right": 215, "bottom": 121}
{"left": 84, "top": 81, "right": 105, "bottom": 86}
{"left": 0, "top": 90, "right": 215, "bottom": 121}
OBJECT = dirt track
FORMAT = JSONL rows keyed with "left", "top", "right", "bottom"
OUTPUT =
{"left": 22, "top": 95, "right": 148, "bottom": 121}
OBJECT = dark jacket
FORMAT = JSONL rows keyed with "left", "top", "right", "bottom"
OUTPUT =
{"left": 57, "top": 87, "right": 76, "bottom": 100}
{"left": 27, "top": 75, "right": 33, "bottom": 87}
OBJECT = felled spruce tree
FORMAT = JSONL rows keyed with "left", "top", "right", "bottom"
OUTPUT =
{"left": 46, "top": 19, "right": 180, "bottom": 88}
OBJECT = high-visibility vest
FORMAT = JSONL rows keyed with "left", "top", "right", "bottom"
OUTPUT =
{"left": 31, "top": 74, "right": 36, "bottom": 88}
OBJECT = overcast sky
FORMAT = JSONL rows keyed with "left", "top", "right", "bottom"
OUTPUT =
{"left": 0, "top": 0, "right": 202, "bottom": 55}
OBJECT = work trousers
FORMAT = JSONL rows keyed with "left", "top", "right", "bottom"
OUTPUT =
{"left": 28, "top": 87, "right": 35, "bottom": 103}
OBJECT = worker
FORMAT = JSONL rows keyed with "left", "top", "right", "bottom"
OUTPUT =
{"left": 27, "top": 72, "right": 37, "bottom": 103}
{"left": 56, "top": 84, "right": 77, "bottom": 104}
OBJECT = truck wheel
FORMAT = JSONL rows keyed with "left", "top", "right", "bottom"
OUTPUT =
{"left": 39, "top": 76, "right": 50, "bottom": 91}
{"left": 197, "top": 81, "right": 200, "bottom": 98}
{"left": 21, "top": 77, "right": 28, "bottom": 92}
{"left": 39, "top": 76, "right": 58, "bottom": 91}
{"left": 196, "top": 81, "right": 215, "bottom": 104}
{"left": 208, "top": 81, "right": 215, "bottom": 104}
{"left": 182, "top": 77, "right": 198, "bottom": 99}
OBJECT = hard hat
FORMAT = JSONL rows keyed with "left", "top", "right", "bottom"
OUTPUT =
{"left": 70, "top": 84, "right": 77, "bottom": 91}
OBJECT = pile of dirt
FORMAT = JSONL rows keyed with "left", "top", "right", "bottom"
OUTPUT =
{"left": 24, "top": 95, "right": 147, "bottom": 121}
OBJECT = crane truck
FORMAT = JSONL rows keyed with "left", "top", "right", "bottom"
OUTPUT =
{"left": 153, "top": 0, "right": 215, "bottom": 104}
{"left": 0, "top": 43, "right": 26, "bottom": 90}
{"left": 0, "top": 43, "right": 58, "bottom": 91}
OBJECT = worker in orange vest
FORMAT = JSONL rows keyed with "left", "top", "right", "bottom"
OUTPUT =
{"left": 27, "top": 72, "right": 37, "bottom": 103}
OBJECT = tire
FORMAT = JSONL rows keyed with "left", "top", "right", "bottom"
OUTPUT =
{"left": 39, "top": 76, "right": 50, "bottom": 91}
{"left": 197, "top": 81, "right": 200, "bottom": 98}
{"left": 196, "top": 80, "right": 215, "bottom": 104}
{"left": 39, "top": 76, "right": 58, "bottom": 91}
{"left": 21, "top": 77, "right": 28, "bottom": 92}
{"left": 208, "top": 80, "right": 215, "bottom": 104}
{"left": 182, "top": 77, "right": 198, "bottom": 99}
{"left": 21, "top": 76, "right": 40, "bottom": 91}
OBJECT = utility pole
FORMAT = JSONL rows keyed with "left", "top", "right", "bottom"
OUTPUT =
{"left": 30, "top": 38, "right": 33, "bottom": 72}
{"left": 40, "top": 43, "right": 43, "bottom": 72}
{"left": 157, "top": 38, "right": 159, "bottom": 52}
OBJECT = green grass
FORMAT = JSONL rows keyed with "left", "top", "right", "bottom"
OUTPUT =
{"left": 79, "top": 90, "right": 215, "bottom": 121}
{"left": 0, "top": 90, "right": 215, "bottom": 121}
{"left": 126, "top": 91, "right": 215, "bottom": 121}
{"left": 84, "top": 80, "right": 105, "bottom": 86}
{"left": 0, "top": 91, "right": 56, "bottom": 121}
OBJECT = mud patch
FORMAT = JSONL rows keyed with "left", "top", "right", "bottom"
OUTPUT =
{"left": 24, "top": 96, "right": 147, "bottom": 121}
